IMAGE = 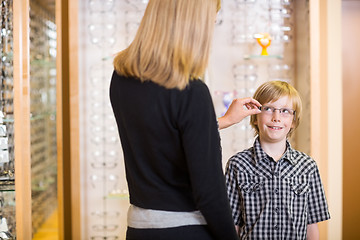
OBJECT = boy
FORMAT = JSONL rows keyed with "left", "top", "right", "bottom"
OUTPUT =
{"left": 225, "top": 81, "right": 330, "bottom": 239}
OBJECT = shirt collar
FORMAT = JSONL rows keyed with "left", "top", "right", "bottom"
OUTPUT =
{"left": 252, "top": 137, "right": 298, "bottom": 165}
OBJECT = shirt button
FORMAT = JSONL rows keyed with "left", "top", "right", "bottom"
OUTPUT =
{"left": 274, "top": 224, "right": 278, "bottom": 230}
{"left": 274, "top": 207, "right": 279, "bottom": 213}
{"left": 274, "top": 188, "right": 279, "bottom": 194}
{"left": 274, "top": 172, "right": 279, "bottom": 177}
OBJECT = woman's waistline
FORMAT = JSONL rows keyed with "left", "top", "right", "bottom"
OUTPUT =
{"left": 127, "top": 204, "right": 207, "bottom": 229}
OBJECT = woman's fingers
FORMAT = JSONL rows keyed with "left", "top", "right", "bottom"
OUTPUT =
{"left": 239, "top": 97, "right": 261, "bottom": 108}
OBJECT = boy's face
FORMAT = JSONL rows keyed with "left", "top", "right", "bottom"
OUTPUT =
{"left": 255, "top": 96, "right": 295, "bottom": 144}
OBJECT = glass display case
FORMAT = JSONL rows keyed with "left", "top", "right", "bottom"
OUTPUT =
{"left": 78, "top": 1, "right": 148, "bottom": 238}
{"left": 0, "top": 0, "right": 58, "bottom": 238}
{"left": 29, "top": 0, "right": 57, "bottom": 236}
{"left": 1, "top": 0, "right": 16, "bottom": 238}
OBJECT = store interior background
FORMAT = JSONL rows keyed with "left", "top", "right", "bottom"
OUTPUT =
{"left": 3, "top": 0, "right": 359, "bottom": 239}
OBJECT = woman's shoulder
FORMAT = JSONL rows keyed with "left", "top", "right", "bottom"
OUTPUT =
{"left": 111, "top": 70, "right": 139, "bottom": 83}
{"left": 179, "top": 79, "right": 210, "bottom": 97}
{"left": 187, "top": 79, "right": 208, "bottom": 89}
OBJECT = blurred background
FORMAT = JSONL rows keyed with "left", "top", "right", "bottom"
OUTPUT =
{"left": 1, "top": 0, "right": 359, "bottom": 239}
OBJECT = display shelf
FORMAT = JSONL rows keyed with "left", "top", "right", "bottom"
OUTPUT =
{"left": 0, "top": 180, "right": 15, "bottom": 192}
{"left": 243, "top": 54, "right": 283, "bottom": 60}
{"left": 30, "top": 59, "right": 56, "bottom": 67}
{"left": 101, "top": 54, "right": 115, "bottom": 62}
{"left": 2, "top": 52, "right": 13, "bottom": 62}
{"left": 105, "top": 192, "right": 129, "bottom": 200}
{"left": 2, "top": 111, "right": 56, "bottom": 123}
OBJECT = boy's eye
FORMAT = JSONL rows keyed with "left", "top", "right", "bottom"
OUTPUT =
{"left": 281, "top": 108, "right": 290, "bottom": 114}
{"left": 263, "top": 106, "right": 272, "bottom": 112}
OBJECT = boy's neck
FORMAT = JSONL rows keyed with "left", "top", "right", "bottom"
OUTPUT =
{"left": 259, "top": 137, "right": 287, "bottom": 162}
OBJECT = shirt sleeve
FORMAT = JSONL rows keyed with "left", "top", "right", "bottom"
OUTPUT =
{"left": 225, "top": 159, "right": 242, "bottom": 226}
{"left": 307, "top": 164, "right": 331, "bottom": 224}
{"left": 177, "top": 81, "right": 239, "bottom": 240}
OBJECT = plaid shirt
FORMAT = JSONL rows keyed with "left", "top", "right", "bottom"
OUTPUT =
{"left": 225, "top": 138, "right": 330, "bottom": 240}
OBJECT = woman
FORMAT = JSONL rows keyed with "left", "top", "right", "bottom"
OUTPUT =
{"left": 110, "top": 0, "right": 261, "bottom": 239}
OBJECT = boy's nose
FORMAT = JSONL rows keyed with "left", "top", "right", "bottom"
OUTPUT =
{"left": 271, "top": 111, "right": 281, "bottom": 122}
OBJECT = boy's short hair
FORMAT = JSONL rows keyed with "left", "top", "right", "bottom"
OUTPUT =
{"left": 250, "top": 81, "right": 302, "bottom": 138}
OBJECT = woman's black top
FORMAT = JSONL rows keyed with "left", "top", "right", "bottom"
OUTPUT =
{"left": 109, "top": 71, "right": 238, "bottom": 239}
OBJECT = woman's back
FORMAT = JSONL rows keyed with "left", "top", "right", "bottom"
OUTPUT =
{"left": 110, "top": 72, "right": 220, "bottom": 210}
{"left": 110, "top": 71, "right": 238, "bottom": 239}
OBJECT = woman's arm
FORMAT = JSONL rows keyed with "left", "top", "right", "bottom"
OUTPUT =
{"left": 307, "top": 223, "right": 319, "bottom": 240}
{"left": 235, "top": 225, "right": 240, "bottom": 235}
{"left": 218, "top": 97, "right": 261, "bottom": 130}
{"left": 178, "top": 81, "right": 239, "bottom": 239}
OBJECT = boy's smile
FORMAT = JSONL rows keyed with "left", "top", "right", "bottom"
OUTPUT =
{"left": 267, "top": 125, "right": 283, "bottom": 130}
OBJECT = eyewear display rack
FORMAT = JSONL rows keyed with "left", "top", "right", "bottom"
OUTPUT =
{"left": 0, "top": 0, "right": 15, "bottom": 239}
{"left": 1, "top": 0, "right": 58, "bottom": 239}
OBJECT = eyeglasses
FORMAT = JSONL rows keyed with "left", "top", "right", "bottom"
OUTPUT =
{"left": 92, "top": 224, "right": 118, "bottom": 231}
{"left": 90, "top": 236, "right": 119, "bottom": 240}
{"left": 259, "top": 106, "right": 295, "bottom": 117}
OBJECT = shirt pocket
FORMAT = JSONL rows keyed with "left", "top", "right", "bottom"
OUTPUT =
{"left": 238, "top": 175, "right": 267, "bottom": 226}
{"left": 288, "top": 175, "right": 309, "bottom": 196}
{"left": 240, "top": 181, "right": 265, "bottom": 194}
{"left": 239, "top": 176, "right": 265, "bottom": 194}
{"left": 284, "top": 175, "right": 310, "bottom": 223}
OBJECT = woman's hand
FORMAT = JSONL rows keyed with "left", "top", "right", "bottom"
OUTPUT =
{"left": 218, "top": 97, "right": 261, "bottom": 130}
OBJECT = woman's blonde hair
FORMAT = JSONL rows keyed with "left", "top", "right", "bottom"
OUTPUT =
{"left": 113, "top": 0, "right": 221, "bottom": 90}
{"left": 250, "top": 81, "right": 302, "bottom": 138}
